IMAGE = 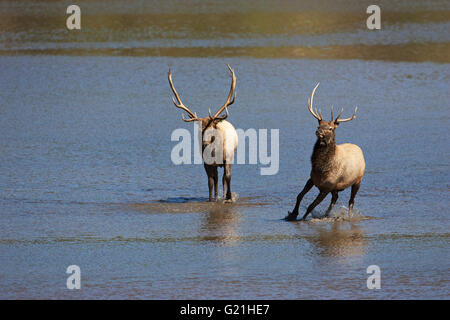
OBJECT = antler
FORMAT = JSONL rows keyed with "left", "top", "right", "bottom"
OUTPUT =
{"left": 168, "top": 69, "right": 199, "bottom": 122}
{"left": 334, "top": 106, "right": 358, "bottom": 123}
{"left": 210, "top": 64, "right": 236, "bottom": 121}
{"left": 308, "top": 84, "right": 358, "bottom": 123}
{"left": 308, "top": 82, "right": 323, "bottom": 121}
{"left": 209, "top": 106, "right": 229, "bottom": 121}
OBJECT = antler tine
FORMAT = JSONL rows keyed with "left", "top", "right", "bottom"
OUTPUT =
{"left": 214, "top": 106, "right": 229, "bottom": 120}
{"left": 335, "top": 107, "right": 344, "bottom": 120}
{"left": 182, "top": 113, "right": 198, "bottom": 122}
{"left": 307, "top": 82, "right": 322, "bottom": 121}
{"left": 335, "top": 107, "right": 358, "bottom": 123}
{"left": 168, "top": 69, "right": 198, "bottom": 120}
{"left": 314, "top": 107, "right": 323, "bottom": 120}
{"left": 212, "top": 64, "right": 237, "bottom": 120}
{"left": 331, "top": 105, "right": 334, "bottom": 121}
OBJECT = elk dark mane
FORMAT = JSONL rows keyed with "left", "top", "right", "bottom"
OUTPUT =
{"left": 311, "top": 138, "right": 336, "bottom": 175}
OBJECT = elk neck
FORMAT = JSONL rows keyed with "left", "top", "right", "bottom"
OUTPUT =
{"left": 311, "top": 136, "right": 336, "bottom": 174}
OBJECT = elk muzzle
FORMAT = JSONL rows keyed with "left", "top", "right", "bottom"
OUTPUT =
{"left": 316, "top": 129, "right": 325, "bottom": 139}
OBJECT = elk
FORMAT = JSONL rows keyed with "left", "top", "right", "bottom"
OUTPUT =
{"left": 168, "top": 65, "right": 239, "bottom": 202}
{"left": 286, "top": 83, "right": 365, "bottom": 221}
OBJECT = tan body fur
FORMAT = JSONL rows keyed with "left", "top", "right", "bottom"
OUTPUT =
{"left": 213, "top": 120, "right": 238, "bottom": 165}
{"left": 311, "top": 143, "right": 365, "bottom": 192}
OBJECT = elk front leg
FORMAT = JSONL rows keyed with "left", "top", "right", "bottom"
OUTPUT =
{"left": 301, "top": 191, "right": 329, "bottom": 220}
{"left": 286, "top": 179, "right": 314, "bottom": 221}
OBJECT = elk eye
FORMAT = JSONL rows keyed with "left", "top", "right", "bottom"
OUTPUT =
{"left": 328, "top": 127, "right": 332, "bottom": 130}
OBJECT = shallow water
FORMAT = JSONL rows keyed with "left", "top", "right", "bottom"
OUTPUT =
{"left": 0, "top": 1, "right": 449, "bottom": 299}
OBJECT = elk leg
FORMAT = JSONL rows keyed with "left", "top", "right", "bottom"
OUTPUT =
{"left": 207, "top": 175, "right": 214, "bottom": 202}
{"left": 349, "top": 181, "right": 361, "bottom": 212}
{"left": 325, "top": 191, "right": 338, "bottom": 217}
{"left": 222, "top": 172, "right": 226, "bottom": 199}
{"left": 301, "top": 191, "right": 329, "bottom": 221}
{"left": 286, "top": 179, "right": 314, "bottom": 221}
{"left": 213, "top": 166, "right": 218, "bottom": 200}
{"left": 204, "top": 165, "right": 214, "bottom": 202}
{"left": 224, "top": 164, "right": 232, "bottom": 201}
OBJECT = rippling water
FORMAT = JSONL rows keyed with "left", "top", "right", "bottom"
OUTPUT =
{"left": 0, "top": 0, "right": 449, "bottom": 299}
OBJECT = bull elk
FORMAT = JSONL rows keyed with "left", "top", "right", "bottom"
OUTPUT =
{"left": 168, "top": 65, "right": 238, "bottom": 202}
{"left": 286, "top": 83, "right": 365, "bottom": 221}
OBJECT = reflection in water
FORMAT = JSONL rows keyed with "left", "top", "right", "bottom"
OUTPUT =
{"left": 302, "top": 222, "right": 367, "bottom": 258}
{"left": 200, "top": 204, "right": 241, "bottom": 246}
{"left": 127, "top": 197, "right": 269, "bottom": 214}
{"left": 199, "top": 205, "right": 243, "bottom": 280}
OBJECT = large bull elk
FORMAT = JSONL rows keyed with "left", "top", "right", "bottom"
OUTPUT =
{"left": 168, "top": 65, "right": 239, "bottom": 202}
{"left": 286, "top": 83, "right": 365, "bottom": 221}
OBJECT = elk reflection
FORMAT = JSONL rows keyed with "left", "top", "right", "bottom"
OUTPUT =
{"left": 302, "top": 222, "right": 367, "bottom": 258}
{"left": 199, "top": 203, "right": 241, "bottom": 246}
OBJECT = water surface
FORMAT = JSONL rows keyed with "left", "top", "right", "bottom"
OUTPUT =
{"left": 0, "top": 0, "right": 449, "bottom": 299}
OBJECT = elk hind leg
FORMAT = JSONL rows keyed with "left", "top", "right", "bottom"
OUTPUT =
{"left": 325, "top": 191, "right": 338, "bottom": 217}
{"left": 301, "top": 191, "right": 329, "bottom": 221}
{"left": 348, "top": 181, "right": 361, "bottom": 213}
{"left": 222, "top": 172, "right": 226, "bottom": 199}
{"left": 224, "top": 164, "right": 232, "bottom": 201}
{"left": 213, "top": 166, "right": 218, "bottom": 201}
{"left": 204, "top": 165, "right": 215, "bottom": 202}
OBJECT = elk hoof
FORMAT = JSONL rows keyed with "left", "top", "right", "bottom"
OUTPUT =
{"left": 285, "top": 212, "right": 298, "bottom": 221}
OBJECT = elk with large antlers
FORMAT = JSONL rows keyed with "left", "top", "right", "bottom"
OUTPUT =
{"left": 168, "top": 65, "right": 239, "bottom": 202}
{"left": 286, "top": 83, "right": 365, "bottom": 221}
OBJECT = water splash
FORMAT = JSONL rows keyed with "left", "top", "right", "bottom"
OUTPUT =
{"left": 218, "top": 192, "right": 239, "bottom": 203}
{"left": 309, "top": 207, "right": 374, "bottom": 223}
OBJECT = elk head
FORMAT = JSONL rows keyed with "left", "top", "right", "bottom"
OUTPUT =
{"left": 307, "top": 83, "right": 358, "bottom": 146}
{"left": 168, "top": 64, "right": 236, "bottom": 141}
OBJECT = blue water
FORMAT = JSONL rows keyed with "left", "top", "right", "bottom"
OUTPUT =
{"left": 0, "top": 0, "right": 449, "bottom": 299}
